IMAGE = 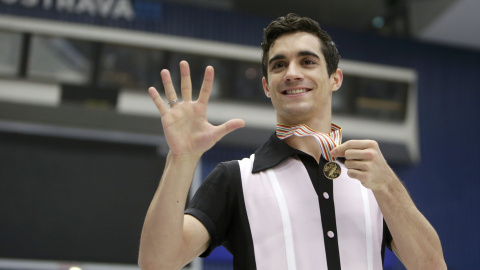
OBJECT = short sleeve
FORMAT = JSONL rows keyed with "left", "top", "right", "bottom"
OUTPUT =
{"left": 383, "top": 219, "right": 393, "bottom": 250}
{"left": 184, "top": 161, "right": 239, "bottom": 257}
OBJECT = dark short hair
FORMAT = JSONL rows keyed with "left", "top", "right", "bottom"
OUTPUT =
{"left": 261, "top": 13, "right": 340, "bottom": 80}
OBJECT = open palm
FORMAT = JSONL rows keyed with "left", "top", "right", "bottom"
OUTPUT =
{"left": 149, "top": 61, "right": 245, "bottom": 158}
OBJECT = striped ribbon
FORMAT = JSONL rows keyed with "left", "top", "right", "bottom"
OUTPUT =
{"left": 276, "top": 123, "right": 342, "bottom": 162}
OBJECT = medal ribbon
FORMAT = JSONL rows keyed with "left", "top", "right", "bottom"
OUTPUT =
{"left": 276, "top": 123, "right": 342, "bottom": 161}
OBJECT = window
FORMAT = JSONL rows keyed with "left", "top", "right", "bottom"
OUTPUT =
{"left": 99, "top": 44, "right": 166, "bottom": 90}
{"left": 0, "top": 31, "right": 21, "bottom": 76}
{"left": 28, "top": 35, "right": 93, "bottom": 84}
{"left": 333, "top": 76, "right": 408, "bottom": 122}
{"left": 231, "top": 61, "right": 266, "bottom": 103}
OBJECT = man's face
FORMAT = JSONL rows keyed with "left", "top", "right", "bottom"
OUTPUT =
{"left": 262, "top": 32, "right": 342, "bottom": 126}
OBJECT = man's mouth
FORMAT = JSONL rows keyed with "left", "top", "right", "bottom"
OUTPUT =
{"left": 282, "top": 88, "right": 311, "bottom": 95}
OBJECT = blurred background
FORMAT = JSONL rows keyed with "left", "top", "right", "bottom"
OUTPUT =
{"left": 0, "top": 0, "right": 479, "bottom": 269}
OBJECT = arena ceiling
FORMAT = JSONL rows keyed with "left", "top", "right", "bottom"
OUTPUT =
{"left": 168, "top": 0, "right": 480, "bottom": 52}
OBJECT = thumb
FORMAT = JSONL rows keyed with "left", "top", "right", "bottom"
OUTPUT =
{"left": 214, "top": 119, "right": 245, "bottom": 141}
{"left": 330, "top": 143, "right": 346, "bottom": 158}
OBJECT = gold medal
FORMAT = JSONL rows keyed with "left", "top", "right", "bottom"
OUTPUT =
{"left": 276, "top": 123, "right": 343, "bottom": 180}
{"left": 323, "top": 161, "right": 341, "bottom": 180}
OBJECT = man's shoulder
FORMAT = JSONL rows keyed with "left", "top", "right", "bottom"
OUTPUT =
{"left": 218, "top": 154, "right": 255, "bottom": 170}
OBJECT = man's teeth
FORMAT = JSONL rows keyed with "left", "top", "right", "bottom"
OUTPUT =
{"left": 285, "top": 89, "right": 308, "bottom": 94}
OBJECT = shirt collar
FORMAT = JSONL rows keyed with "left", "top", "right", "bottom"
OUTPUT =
{"left": 252, "top": 132, "right": 305, "bottom": 173}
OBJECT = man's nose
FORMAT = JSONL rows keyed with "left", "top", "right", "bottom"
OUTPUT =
{"left": 284, "top": 63, "right": 304, "bottom": 81}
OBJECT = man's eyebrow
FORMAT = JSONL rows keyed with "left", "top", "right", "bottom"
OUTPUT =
{"left": 268, "top": 54, "right": 286, "bottom": 66}
{"left": 268, "top": 50, "right": 321, "bottom": 66}
{"left": 298, "top": 50, "right": 320, "bottom": 59}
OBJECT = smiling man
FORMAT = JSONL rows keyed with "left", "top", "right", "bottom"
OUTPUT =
{"left": 262, "top": 31, "right": 342, "bottom": 138}
{"left": 138, "top": 13, "right": 446, "bottom": 270}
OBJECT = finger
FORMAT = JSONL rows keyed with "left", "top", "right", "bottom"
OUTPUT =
{"left": 180, "top": 60, "right": 192, "bottom": 102}
{"left": 346, "top": 168, "right": 365, "bottom": 182}
{"left": 345, "top": 148, "right": 378, "bottom": 161}
{"left": 212, "top": 118, "right": 245, "bottom": 142}
{"left": 344, "top": 149, "right": 368, "bottom": 160}
{"left": 331, "top": 140, "right": 377, "bottom": 157}
{"left": 197, "top": 65, "right": 214, "bottom": 105}
{"left": 160, "top": 69, "right": 178, "bottom": 103}
{"left": 344, "top": 159, "right": 370, "bottom": 172}
{"left": 148, "top": 87, "right": 168, "bottom": 115}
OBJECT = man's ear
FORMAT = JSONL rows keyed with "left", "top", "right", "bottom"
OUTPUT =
{"left": 330, "top": 68, "right": 343, "bottom": 91}
{"left": 262, "top": 77, "right": 271, "bottom": 98}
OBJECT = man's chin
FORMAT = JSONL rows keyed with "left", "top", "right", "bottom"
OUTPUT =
{"left": 277, "top": 106, "right": 318, "bottom": 121}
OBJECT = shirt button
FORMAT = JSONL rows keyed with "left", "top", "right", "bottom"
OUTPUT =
{"left": 327, "top": 231, "right": 335, "bottom": 238}
{"left": 323, "top": 192, "right": 330, "bottom": 199}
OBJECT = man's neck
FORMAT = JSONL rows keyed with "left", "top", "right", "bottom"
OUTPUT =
{"left": 284, "top": 134, "right": 323, "bottom": 163}
{"left": 277, "top": 116, "right": 332, "bottom": 134}
{"left": 276, "top": 115, "right": 333, "bottom": 163}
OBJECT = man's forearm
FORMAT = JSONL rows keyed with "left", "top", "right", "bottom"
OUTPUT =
{"left": 138, "top": 152, "right": 200, "bottom": 269}
{"left": 373, "top": 173, "right": 446, "bottom": 269}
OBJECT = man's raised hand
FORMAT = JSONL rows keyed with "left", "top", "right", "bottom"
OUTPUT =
{"left": 149, "top": 61, "right": 245, "bottom": 158}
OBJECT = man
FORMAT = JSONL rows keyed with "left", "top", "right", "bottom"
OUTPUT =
{"left": 138, "top": 14, "right": 446, "bottom": 269}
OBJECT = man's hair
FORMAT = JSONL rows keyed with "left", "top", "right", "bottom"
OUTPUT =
{"left": 261, "top": 13, "right": 340, "bottom": 80}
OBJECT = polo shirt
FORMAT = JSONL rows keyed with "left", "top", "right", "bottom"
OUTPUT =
{"left": 185, "top": 133, "right": 392, "bottom": 269}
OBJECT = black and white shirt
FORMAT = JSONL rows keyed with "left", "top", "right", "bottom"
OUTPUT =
{"left": 185, "top": 133, "right": 392, "bottom": 269}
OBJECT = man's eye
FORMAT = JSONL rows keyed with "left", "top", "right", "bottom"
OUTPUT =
{"left": 303, "top": 59, "right": 316, "bottom": 65}
{"left": 272, "top": 62, "right": 286, "bottom": 69}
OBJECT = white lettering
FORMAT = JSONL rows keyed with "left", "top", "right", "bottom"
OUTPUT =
{"left": 96, "top": 0, "right": 115, "bottom": 18}
{"left": 75, "top": 0, "right": 95, "bottom": 16}
{"left": 20, "top": 0, "right": 38, "bottom": 7}
{"left": 111, "top": 0, "right": 134, "bottom": 20}
{"left": 56, "top": 0, "right": 75, "bottom": 12}
{"left": 1, "top": 0, "right": 136, "bottom": 21}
